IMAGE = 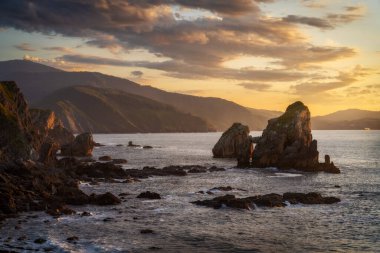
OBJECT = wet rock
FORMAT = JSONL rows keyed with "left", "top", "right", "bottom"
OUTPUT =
{"left": 212, "top": 123, "right": 251, "bottom": 159}
{"left": 99, "top": 155, "right": 112, "bottom": 161}
{"left": 210, "top": 186, "right": 233, "bottom": 191}
{"left": 143, "top": 146, "right": 153, "bottom": 149}
{"left": 247, "top": 193, "right": 285, "bottom": 208}
{"left": 73, "top": 162, "right": 127, "bottom": 179}
{"left": 192, "top": 192, "right": 340, "bottom": 210}
{"left": 188, "top": 167, "right": 207, "bottom": 173}
{"left": 46, "top": 205, "right": 76, "bottom": 217}
{"left": 66, "top": 236, "right": 79, "bottom": 243}
{"left": 60, "top": 132, "right": 95, "bottom": 157}
{"left": 116, "top": 144, "right": 123, "bottom": 147}
{"left": 111, "top": 158, "right": 128, "bottom": 164}
{"left": 140, "top": 229, "right": 154, "bottom": 234}
{"left": 192, "top": 194, "right": 251, "bottom": 210}
{"left": 94, "top": 142, "right": 105, "bottom": 147}
{"left": 34, "top": 238, "right": 46, "bottom": 244}
{"left": 118, "top": 192, "right": 130, "bottom": 197}
{"left": 252, "top": 101, "right": 340, "bottom": 173}
{"left": 81, "top": 211, "right": 91, "bottom": 216}
{"left": 89, "top": 192, "right": 121, "bottom": 205}
{"left": 208, "top": 166, "right": 226, "bottom": 172}
{"left": 283, "top": 192, "right": 340, "bottom": 205}
{"left": 137, "top": 191, "right": 161, "bottom": 199}
{"left": 128, "top": 141, "right": 140, "bottom": 147}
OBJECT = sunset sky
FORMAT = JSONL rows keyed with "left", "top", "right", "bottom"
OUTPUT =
{"left": 0, "top": 0, "right": 379, "bottom": 115}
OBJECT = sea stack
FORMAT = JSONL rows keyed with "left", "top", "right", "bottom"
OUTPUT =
{"left": 252, "top": 101, "right": 340, "bottom": 173}
{"left": 212, "top": 123, "right": 252, "bottom": 161}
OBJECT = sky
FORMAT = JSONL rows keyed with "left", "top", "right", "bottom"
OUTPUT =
{"left": 0, "top": 0, "right": 379, "bottom": 115}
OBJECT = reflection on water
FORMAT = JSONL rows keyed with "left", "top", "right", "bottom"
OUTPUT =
{"left": 0, "top": 131, "right": 379, "bottom": 252}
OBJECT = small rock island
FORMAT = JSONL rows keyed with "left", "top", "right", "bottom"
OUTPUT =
{"left": 213, "top": 101, "right": 340, "bottom": 173}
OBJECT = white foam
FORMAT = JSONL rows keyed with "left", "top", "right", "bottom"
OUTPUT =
{"left": 267, "top": 173, "right": 303, "bottom": 178}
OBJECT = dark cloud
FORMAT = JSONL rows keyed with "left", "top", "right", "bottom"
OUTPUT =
{"left": 236, "top": 82, "right": 272, "bottom": 91}
{"left": 131, "top": 70, "right": 143, "bottom": 77}
{"left": 283, "top": 15, "right": 333, "bottom": 29}
{"left": 0, "top": 0, "right": 358, "bottom": 82}
{"left": 14, "top": 43, "right": 35, "bottom": 51}
{"left": 284, "top": 4, "right": 365, "bottom": 30}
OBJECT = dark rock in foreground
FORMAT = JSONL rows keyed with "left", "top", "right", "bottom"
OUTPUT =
{"left": 99, "top": 155, "right": 112, "bottom": 161}
{"left": 89, "top": 192, "right": 121, "bottom": 205}
{"left": 192, "top": 192, "right": 340, "bottom": 210}
{"left": 137, "top": 191, "right": 161, "bottom": 199}
{"left": 252, "top": 101, "right": 340, "bottom": 173}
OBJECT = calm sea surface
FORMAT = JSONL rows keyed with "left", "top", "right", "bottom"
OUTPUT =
{"left": 1, "top": 131, "right": 379, "bottom": 252}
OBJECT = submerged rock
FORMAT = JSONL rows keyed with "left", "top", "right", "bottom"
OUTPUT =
{"left": 61, "top": 132, "right": 95, "bottom": 157}
{"left": 212, "top": 123, "right": 252, "bottom": 159}
{"left": 252, "top": 101, "right": 340, "bottom": 173}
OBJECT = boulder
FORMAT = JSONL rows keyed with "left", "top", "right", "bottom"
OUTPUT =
{"left": 136, "top": 191, "right": 161, "bottom": 199}
{"left": 89, "top": 192, "right": 121, "bottom": 205}
{"left": 99, "top": 155, "right": 112, "bottom": 161}
{"left": 252, "top": 101, "right": 340, "bottom": 173}
{"left": 60, "top": 132, "right": 95, "bottom": 157}
{"left": 212, "top": 123, "right": 252, "bottom": 159}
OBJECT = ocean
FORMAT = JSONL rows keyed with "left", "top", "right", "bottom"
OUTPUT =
{"left": 0, "top": 130, "right": 379, "bottom": 252}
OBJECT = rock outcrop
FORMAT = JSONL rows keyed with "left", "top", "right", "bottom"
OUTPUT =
{"left": 192, "top": 192, "right": 340, "bottom": 210}
{"left": 212, "top": 123, "right": 252, "bottom": 159}
{"left": 0, "top": 81, "right": 120, "bottom": 221}
{"left": 60, "top": 132, "right": 95, "bottom": 157}
{"left": 252, "top": 101, "right": 340, "bottom": 173}
{"left": 0, "top": 81, "right": 39, "bottom": 163}
{"left": 30, "top": 108, "right": 75, "bottom": 148}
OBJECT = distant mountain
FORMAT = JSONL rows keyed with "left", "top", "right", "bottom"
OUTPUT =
{"left": 0, "top": 59, "right": 62, "bottom": 74}
{"left": 246, "top": 108, "right": 282, "bottom": 130}
{"left": 312, "top": 109, "right": 380, "bottom": 130}
{"left": 0, "top": 60, "right": 270, "bottom": 131}
{"left": 36, "top": 86, "right": 214, "bottom": 133}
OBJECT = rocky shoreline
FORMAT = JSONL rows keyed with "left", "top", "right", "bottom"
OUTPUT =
{"left": 0, "top": 81, "right": 342, "bottom": 229}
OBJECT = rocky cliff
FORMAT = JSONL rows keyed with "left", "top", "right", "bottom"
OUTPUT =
{"left": 252, "top": 101, "right": 340, "bottom": 173}
{"left": 0, "top": 81, "right": 39, "bottom": 163}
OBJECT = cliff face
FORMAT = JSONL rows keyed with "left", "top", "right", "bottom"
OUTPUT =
{"left": 0, "top": 81, "right": 39, "bottom": 162}
{"left": 252, "top": 101, "right": 339, "bottom": 173}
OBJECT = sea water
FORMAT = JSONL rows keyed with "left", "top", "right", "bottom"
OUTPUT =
{"left": 0, "top": 131, "right": 379, "bottom": 252}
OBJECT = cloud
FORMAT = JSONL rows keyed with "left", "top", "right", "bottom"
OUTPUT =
{"left": 43, "top": 46, "right": 74, "bottom": 53}
{"left": 57, "top": 54, "right": 308, "bottom": 81}
{"left": 14, "top": 43, "right": 35, "bottom": 51}
{"left": 283, "top": 15, "right": 333, "bottom": 29}
{"left": 292, "top": 65, "right": 372, "bottom": 94}
{"left": 0, "top": 0, "right": 358, "bottom": 82}
{"left": 131, "top": 70, "right": 143, "bottom": 78}
{"left": 284, "top": 5, "right": 365, "bottom": 29}
{"left": 236, "top": 82, "right": 272, "bottom": 91}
